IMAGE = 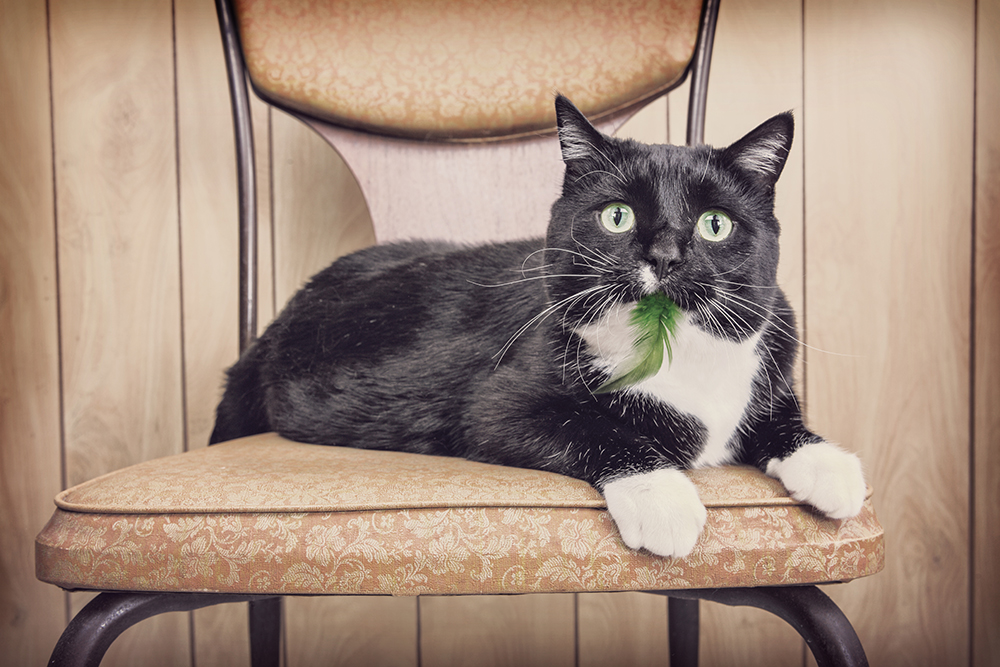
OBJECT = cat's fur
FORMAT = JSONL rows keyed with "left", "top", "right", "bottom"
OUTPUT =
{"left": 210, "top": 96, "right": 866, "bottom": 558}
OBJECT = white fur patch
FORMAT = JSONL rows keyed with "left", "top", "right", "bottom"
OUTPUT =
{"left": 765, "top": 441, "right": 866, "bottom": 519}
{"left": 602, "top": 468, "right": 707, "bottom": 557}
{"left": 735, "top": 135, "right": 787, "bottom": 175}
{"left": 558, "top": 124, "right": 595, "bottom": 162}
{"left": 576, "top": 307, "right": 762, "bottom": 467}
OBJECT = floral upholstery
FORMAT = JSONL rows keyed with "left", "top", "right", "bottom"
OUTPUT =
{"left": 36, "top": 433, "right": 884, "bottom": 596}
{"left": 234, "top": 0, "right": 702, "bottom": 140}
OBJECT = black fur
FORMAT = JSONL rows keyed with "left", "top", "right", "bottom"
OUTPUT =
{"left": 210, "top": 96, "right": 821, "bottom": 492}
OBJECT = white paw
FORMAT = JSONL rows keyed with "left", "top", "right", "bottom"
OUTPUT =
{"left": 602, "top": 468, "right": 707, "bottom": 558}
{"left": 766, "top": 441, "right": 866, "bottom": 519}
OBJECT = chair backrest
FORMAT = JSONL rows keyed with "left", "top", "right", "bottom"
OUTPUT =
{"left": 215, "top": 0, "right": 718, "bottom": 350}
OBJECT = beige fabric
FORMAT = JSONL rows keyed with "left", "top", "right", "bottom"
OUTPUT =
{"left": 235, "top": 0, "right": 702, "bottom": 140}
{"left": 36, "top": 434, "right": 884, "bottom": 596}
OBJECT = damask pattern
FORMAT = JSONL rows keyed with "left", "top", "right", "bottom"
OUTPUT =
{"left": 36, "top": 434, "right": 884, "bottom": 595}
{"left": 234, "top": 0, "right": 702, "bottom": 140}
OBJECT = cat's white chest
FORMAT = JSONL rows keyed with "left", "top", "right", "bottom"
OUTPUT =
{"left": 576, "top": 305, "right": 762, "bottom": 467}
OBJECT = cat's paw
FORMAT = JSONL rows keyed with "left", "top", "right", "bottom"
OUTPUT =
{"left": 766, "top": 441, "right": 866, "bottom": 519}
{"left": 602, "top": 468, "right": 707, "bottom": 558}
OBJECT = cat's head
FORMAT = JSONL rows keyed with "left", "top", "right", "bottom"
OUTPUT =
{"left": 545, "top": 95, "right": 793, "bottom": 340}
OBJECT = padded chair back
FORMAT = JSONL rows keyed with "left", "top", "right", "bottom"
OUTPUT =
{"left": 218, "top": 0, "right": 717, "bottom": 347}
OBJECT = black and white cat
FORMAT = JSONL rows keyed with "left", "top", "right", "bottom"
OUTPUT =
{"left": 210, "top": 96, "right": 866, "bottom": 558}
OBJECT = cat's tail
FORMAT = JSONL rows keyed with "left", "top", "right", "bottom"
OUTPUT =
{"left": 209, "top": 341, "right": 272, "bottom": 445}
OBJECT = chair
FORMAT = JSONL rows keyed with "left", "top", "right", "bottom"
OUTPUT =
{"left": 36, "top": 0, "right": 884, "bottom": 665}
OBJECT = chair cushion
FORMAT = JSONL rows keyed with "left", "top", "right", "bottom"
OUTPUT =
{"left": 36, "top": 433, "right": 883, "bottom": 596}
{"left": 235, "top": 0, "right": 702, "bottom": 140}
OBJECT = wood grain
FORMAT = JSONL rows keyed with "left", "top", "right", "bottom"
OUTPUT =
{"left": 50, "top": 0, "right": 185, "bottom": 483}
{"left": 419, "top": 594, "right": 576, "bottom": 667}
{"left": 0, "top": 0, "right": 67, "bottom": 663}
{"left": 804, "top": 0, "right": 974, "bottom": 664}
{"left": 49, "top": 0, "right": 190, "bottom": 663}
{"left": 284, "top": 597, "right": 417, "bottom": 667}
{"left": 175, "top": 0, "right": 240, "bottom": 452}
{"left": 577, "top": 592, "right": 669, "bottom": 667}
{"left": 974, "top": 0, "right": 1000, "bottom": 663}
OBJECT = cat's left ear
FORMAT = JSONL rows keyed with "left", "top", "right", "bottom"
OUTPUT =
{"left": 721, "top": 112, "right": 794, "bottom": 189}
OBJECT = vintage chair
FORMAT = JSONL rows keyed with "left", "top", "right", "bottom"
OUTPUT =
{"left": 36, "top": 0, "right": 884, "bottom": 665}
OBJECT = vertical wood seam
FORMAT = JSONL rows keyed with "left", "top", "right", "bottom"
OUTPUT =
{"left": 968, "top": 1, "right": 979, "bottom": 662}
{"left": 170, "top": 2, "right": 195, "bottom": 664}
{"left": 170, "top": 0, "right": 190, "bottom": 458}
{"left": 43, "top": 0, "right": 71, "bottom": 628}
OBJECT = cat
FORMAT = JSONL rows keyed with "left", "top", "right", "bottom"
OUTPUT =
{"left": 210, "top": 95, "right": 866, "bottom": 558}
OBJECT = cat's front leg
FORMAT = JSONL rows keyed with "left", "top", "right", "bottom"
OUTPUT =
{"left": 468, "top": 388, "right": 708, "bottom": 558}
{"left": 601, "top": 468, "right": 707, "bottom": 558}
{"left": 742, "top": 398, "right": 866, "bottom": 520}
{"left": 764, "top": 441, "right": 866, "bottom": 519}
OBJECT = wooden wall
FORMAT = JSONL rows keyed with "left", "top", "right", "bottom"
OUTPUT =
{"left": 1, "top": 0, "right": 996, "bottom": 665}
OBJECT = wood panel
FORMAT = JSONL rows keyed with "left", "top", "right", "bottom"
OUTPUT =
{"left": 974, "top": 0, "right": 1000, "bottom": 663}
{"left": 285, "top": 597, "right": 417, "bottom": 667}
{"left": 0, "top": 0, "right": 67, "bottom": 663}
{"left": 577, "top": 592, "right": 669, "bottom": 667}
{"left": 804, "top": 0, "right": 974, "bottom": 664}
{"left": 175, "top": 0, "right": 240, "bottom": 453}
{"left": 668, "top": 0, "right": 807, "bottom": 662}
{"left": 419, "top": 594, "right": 576, "bottom": 667}
{"left": 48, "top": 0, "right": 190, "bottom": 664}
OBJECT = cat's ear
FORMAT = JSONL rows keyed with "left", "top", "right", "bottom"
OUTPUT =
{"left": 555, "top": 95, "right": 608, "bottom": 168}
{"left": 721, "top": 112, "right": 794, "bottom": 188}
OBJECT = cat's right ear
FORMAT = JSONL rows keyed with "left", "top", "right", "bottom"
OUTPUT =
{"left": 721, "top": 112, "right": 794, "bottom": 189}
{"left": 555, "top": 95, "right": 607, "bottom": 168}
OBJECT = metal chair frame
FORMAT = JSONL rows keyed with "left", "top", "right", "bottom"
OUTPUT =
{"left": 45, "top": 0, "right": 869, "bottom": 664}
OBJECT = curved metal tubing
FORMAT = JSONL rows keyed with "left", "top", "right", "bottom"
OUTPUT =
{"left": 686, "top": 0, "right": 720, "bottom": 146}
{"left": 216, "top": 0, "right": 258, "bottom": 355}
{"left": 46, "top": 592, "right": 277, "bottom": 667}
{"left": 657, "top": 585, "right": 869, "bottom": 667}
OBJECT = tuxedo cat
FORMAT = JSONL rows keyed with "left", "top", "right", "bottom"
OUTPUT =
{"left": 210, "top": 96, "right": 866, "bottom": 558}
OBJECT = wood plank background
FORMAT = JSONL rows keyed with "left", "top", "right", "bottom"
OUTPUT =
{"left": 1, "top": 0, "right": 996, "bottom": 665}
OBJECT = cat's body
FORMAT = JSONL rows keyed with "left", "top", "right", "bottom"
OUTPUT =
{"left": 211, "top": 97, "right": 866, "bottom": 557}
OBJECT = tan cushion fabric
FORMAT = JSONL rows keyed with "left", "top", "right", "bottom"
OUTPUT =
{"left": 235, "top": 0, "right": 702, "bottom": 140}
{"left": 36, "top": 433, "right": 884, "bottom": 595}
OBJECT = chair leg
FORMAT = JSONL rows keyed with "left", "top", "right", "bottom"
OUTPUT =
{"left": 249, "top": 596, "right": 283, "bottom": 667}
{"left": 47, "top": 591, "right": 269, "bottom": 667}
{"left": 668, "top": 596, "right": 700, "bottom": 667}
{"left": 658, "top": 585, "right": 868, "bottom": 667}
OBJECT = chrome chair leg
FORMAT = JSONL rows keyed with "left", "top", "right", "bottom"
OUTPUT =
{"left": 47, "top": 592, "right": 277, "bottom": 667}
{"left": 657, "top": 585, "right": 868, "bottom": 667}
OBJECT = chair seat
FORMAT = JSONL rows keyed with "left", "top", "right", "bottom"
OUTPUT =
{"left": 36, "top": 433, "right": 884, "bottom": 597}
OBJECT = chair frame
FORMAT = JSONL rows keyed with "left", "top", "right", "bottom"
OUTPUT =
{"left": 45, "top": 0, "right": 870, "bottom": 665}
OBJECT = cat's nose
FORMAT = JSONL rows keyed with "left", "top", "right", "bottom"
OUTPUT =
{"left": 647, "top": 242, "right": 683, "bottom": 280}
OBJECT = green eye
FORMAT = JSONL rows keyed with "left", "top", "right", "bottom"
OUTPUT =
{"left": 697, "top": 210, "right": 733, "bottom": 241}
{"left": 600, "top": 203, "right": 635, "bottom": 233}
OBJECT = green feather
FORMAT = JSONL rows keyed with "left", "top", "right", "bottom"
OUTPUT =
{"left": 595, "top": 292, "right": 681, "bottom": 394}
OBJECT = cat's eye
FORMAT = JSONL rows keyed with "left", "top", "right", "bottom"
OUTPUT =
{"left": 697, "top": 210, "right": 733, "bottom": 241}
{"left": 600, "top": 203, "right": 635, "bottom": 233}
